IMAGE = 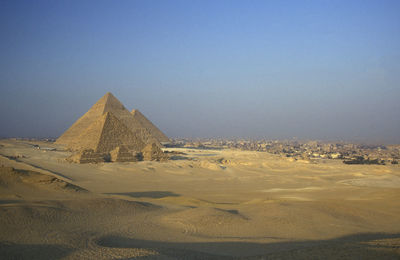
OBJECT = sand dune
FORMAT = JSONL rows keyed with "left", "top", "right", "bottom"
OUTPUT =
{"left": 0, "top": 167, "right": 86, "bottom": 193}
{"left": 1, "top": 139, "right": 400, "bottom": 259}
{"left": 160, "top": 207, "right": 249, "bottom": 238}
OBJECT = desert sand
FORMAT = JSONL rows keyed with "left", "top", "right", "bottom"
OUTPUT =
{"left": 1, "top": 139, "right": 400, "bottom": 259}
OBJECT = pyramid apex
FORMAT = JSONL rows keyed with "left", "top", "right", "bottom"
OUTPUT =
{"left": 95, "top": 92, "right": 126, "bottom": 112}
{"left": 131, "top": 109, "right": 141, "bottom": 115}
{"left": 97, "top": 92, "right": 115, "bottom": 103}
{"left": 102, "top": 92, "right": 116, "bottom": 101}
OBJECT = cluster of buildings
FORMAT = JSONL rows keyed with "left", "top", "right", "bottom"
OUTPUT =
{"left": 169, "top": 138, "right": 400, "bottom": 165}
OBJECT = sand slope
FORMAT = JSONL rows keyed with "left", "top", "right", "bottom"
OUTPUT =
{"left": 0, "top": 139, "right": 400, "bottom": 259}
{"left": 0, "top": 167, "right": 86, "bottom": 193}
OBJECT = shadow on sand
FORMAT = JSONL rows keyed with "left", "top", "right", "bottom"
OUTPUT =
{"left": 169, "top": 155, "right": 193, "bottom": 160}
{"left": 0, "top": 242, "right": 73, "bottom": 260}
{"left": 0, "top": 199, "right": 24, "bottom": 205}
{"left": 96, "top": 232, "right": 400, "bottom": 259}
{"left": 106, "top": 191, "right": 180, "bottom": 199}
{"left": 0, "top": 155, "right": 73, "bottom": 181}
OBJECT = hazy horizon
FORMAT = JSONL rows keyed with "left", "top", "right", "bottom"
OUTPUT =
{"left": 1, "top": 0, "right": 399, "bottom": 143}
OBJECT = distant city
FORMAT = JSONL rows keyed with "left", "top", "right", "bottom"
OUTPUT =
{"left": 168, "top": 138, "right": 400, "bottom": 165}
{"left": 5, "top": 136, "right": 400, "bottom": 166}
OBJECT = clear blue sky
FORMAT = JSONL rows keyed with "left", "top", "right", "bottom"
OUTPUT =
{"left": 1, "top": 0, "right": 399, "bottom": 143}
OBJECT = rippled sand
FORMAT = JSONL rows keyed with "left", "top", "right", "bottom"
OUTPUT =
{"left": 1, "top": 139, "right": 400, "bottom": 259}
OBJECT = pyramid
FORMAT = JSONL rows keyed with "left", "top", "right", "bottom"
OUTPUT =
{"left": 67, "top": 149, "right": 108, "bottom": 163}
{"left": 65, "top": 112, "right": 146, "bottom": 153}
{"left": 56, "top": 92, "right": 164, "bottom": 147}
{"left": 110, "top": 146, "right": 141, "bottom": 162}
{"left": 131, "top": 109, "right": 169, "bottom": 143}
{"left": 142, "top": 142, "right": 167, "bottom": 161}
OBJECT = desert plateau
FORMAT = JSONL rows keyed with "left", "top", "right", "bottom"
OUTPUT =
{"left": 1, "top": 138, "right": 400, "bottom": 259}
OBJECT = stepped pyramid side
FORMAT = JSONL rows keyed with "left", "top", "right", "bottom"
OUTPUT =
{"left": 142, "top": 142, "right": 167, "bottom": 161}
{"left": 66, "top": 113, "right": 105, "bottom": 151}
{"left": 101, "top": 97, "right": 156, "bottom": 144}
{"left": 110, "top": 146, "right": 141, "bottom": 162}
{"left": 131, "top": 109, "right": 169, "bottom": 143}
{"left": 66, "top": 112, "right": 145, "bottom": 153}
{"left": 67, "top": 149, "right": 107, "bottom": 163}
{"left": 56, "top": 92, "right": 159, "bottom": 147}
{"left": 96, "top": 112, "right": 146, "bottom": 153}
{"left": 56, "top": 92, "right": 123, "bottom": 146}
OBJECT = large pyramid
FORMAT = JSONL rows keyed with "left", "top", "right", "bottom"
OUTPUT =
{"left": 131, "top": 109, "right": 169, "bottom": 143}
{"left": 57, "top": 92, "right": 169, "bottom": 163}
{"left": 66, "top": 112, "right": 146, "bottom": 153}
{"left": 56, "top": 92, "right": 166, "bottom": 148}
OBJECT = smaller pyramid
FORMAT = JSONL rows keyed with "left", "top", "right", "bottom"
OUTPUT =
{"left": 110, "top": 146, "right": 141, "bottom": 162}
{"left": 67, "top": 149, "right": 109, "bottom": 163}
{"left": 142, "top": 143, "right": 167, "bottom": 161}
{"left": 131, "top": 109, "right": 169, "bottom": 143}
